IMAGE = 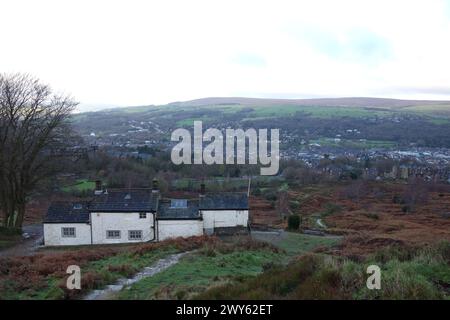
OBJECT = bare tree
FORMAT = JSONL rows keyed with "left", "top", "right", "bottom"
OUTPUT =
{"left": 401, "top": 177, "right": 429, "bottom": 212}
{"left": 0, "top": 73, "right": 78, "bottom": 230}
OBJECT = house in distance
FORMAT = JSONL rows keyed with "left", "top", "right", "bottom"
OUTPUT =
{"left": 43, "top": 180, "right": 249, "bottom": 246}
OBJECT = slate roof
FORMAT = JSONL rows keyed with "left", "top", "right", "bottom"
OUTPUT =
{"left": 199, "top": 193, "right": 249, "bottom": 210}
{"left": 44, "top": 201, "right": 90, "bottom": 223}
{"left": 158, "top": 199, "right": 201, "bottom": 220}
{"left": 44, "top": 190, "right": 248, "bottom": 224}
{"left": 89, "top": 189, "right": 159, "bottom": 212}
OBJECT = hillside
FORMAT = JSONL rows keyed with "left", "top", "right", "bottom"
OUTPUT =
{"left": 72, "top": 97, "right": 450, "bottom": 150}
{"left": 168, "top": 96, "right": 450, "bottom": 109}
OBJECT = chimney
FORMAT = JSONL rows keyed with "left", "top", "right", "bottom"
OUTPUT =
{"left": 152, "top": 178, "right": 159, "bottom": 193}
{"left": 94, "top": 180, "right": 103, "bottom": 195}
{"left": 200, "top": 182, "right": 206, "bottom": 197}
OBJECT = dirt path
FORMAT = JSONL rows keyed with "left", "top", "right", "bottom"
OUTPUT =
{"left": 0, "top": 224, "right": 43, "bottom": 257}
{"left": 83, "top": 252, "right": 189, "bottom": 300}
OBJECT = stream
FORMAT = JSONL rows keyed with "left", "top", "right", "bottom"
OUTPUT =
{"left": 83, "top": 251, "right": 188, "bottom": 300}
{"left": 316, "top": 218, "right": 326, "bottom": 229}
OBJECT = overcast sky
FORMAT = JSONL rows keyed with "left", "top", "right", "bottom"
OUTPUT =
{"left": 2, "top": 0, "right": 450, "bottom": 111}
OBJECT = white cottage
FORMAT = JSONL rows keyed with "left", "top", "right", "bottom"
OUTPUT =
{"left": 43, "top": 181, "right": 249, "bottom": 246}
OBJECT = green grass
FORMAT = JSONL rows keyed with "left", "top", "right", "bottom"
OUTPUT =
{"left": 237, "top": 105, "right": 393, "bottom": 121}
{"left": 405, "top": 104, "right": 450, "bottom": 113}
{"left": 62, "top": 179, "right": 96, "bottom": 193}
{"left": 0, "top": 227, "right": 22, "bottom": 250}
{"left": 276, "top": 232, "right": 340, "bottom": 257}
{"left": 85, "top": 246, "right": 178, "bottom": 276}
{"left": 117, "top": 249, "right": 281, "bottom": 300}
{"left": 196, "top": 241, "right": 450, "bottom": 300}
{"left": 0, "top": 239, "right": 17, "bottom": 250}
{"left": 0, "top": 245, "right": 182, "bottom": 300}
{"left": 176, "top": 116, "right": 213, "bottom": 127}
{"left": 310, "top": 138, "right": 396, "bottom": 149}
{"left": 171, "top": 176, "right": 284, "bottom": 191}
{"left": 427, "top": 118, "right": 450, "bottom": 125}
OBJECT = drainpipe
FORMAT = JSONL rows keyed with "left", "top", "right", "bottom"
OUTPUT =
{"left": 151, "top": 211, "right": 157, "bottom": 242}
{"left": 89, "top": 212, "right": 93, "bottom": 244}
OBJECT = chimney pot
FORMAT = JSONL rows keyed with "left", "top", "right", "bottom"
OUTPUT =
{"left": 200, "top": 183, "right": 206, "bottom": 196}
{"left": 94, "top": 180, "right": 103, "bottom": 195}
{"left": 152, "top": 178, "right": 159, "bottom": 193}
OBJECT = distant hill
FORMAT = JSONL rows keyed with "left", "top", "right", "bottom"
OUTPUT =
{"left": 168, "top": 97, "right": 450, "bottom": 109}
{"left": 72, "top": 96, "right": 450, "bottom": 149}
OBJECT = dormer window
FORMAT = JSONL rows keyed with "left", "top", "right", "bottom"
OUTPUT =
{"left": 170, "top": 199, "right": 187, "bottom": 208}
{"left": 73, "top": 203, "right": 82, "bottom": 210}
{"left": 124, "top": 194, "right": 131, "bottom": 200}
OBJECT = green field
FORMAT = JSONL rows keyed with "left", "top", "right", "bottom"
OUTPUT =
{"left": 254, "top": 232, "right": 341, "bottom": 260}
{"left": 310, "top": 138, "right": 396, "bottom": 149}
{"left": 62, "top": 179, "right": 96, "bottom": 193}
{"left": 172, "top": 176, "right": 284, "bottom": 191}
{"left": 176, "top": 116, "right": 213, "bottom": 127}
{"left": 241, "top": 105, "right": 392, "bottom": 119}
{"left": 117, "top": 232, "right": 340, "bottom": 299}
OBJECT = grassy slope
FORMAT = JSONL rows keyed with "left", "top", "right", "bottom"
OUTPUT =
{"left": 117, "top": 250, "right": 280, "bottom": 300}
{"left": 61, "top": 179, "right": 96, "bottom": 193}
{"left": 3, "top": 246, "right": 180, "bottom": 300}
{"left": 197, "top": 242, "right": 450, "bottom": 300}
{"left": 0, "top": 237, "right": 211, "bottom": 300}
{"left": 117, "top": 233, "right": 340, "bottom": 300}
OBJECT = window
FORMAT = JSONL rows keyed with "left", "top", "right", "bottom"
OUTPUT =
{"left": 128, "top": 230, "right": 143, "bottom": 240}
{"left": 73, "top": 203, "right": 83, "bottom": 210}
{"left": 62, "top": 227, "right": 76, "bottom": 238}
{"left": 106, "top": 230, "right": 121, "bottom": 239}
{"left": 139, "top": 212, "right": 147, "bottom": 219}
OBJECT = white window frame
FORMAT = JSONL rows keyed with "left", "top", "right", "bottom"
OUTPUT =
{"left": 128, "top": 230, "right": 143, "bottom": 240}
{"left": 62, "top": 227, "right": 76, "bottom": 238}
{"left": 106, "top": 230, "right": 121, "bottom": 239}
{"left": 139, "top": 212, "right": 147, "bottom": 219}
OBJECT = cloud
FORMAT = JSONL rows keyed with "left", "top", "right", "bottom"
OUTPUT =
{"left": 375, "top": 85, "right": 450, "bottom": 97}
{"left": 288, "top": 25, "right": 392, "bottom": 64}
{"left": 232, "top": 53, "right": 267, "bottom": 67}
{"left": 0, "top": 0, "right": 450, "bottom": 108}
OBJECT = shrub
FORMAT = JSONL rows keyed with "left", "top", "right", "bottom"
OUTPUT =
{"left": 0, "top": 226, "right": 22, "bottom": 236}
{"left": 287, "top": 215, "right": 301, "bottom": 230}
{"left": 107, "top": 264, "right": 137, "bottom": 277}
{"left": 402, "top": 205, "right": 411, "bottom": 213}
{"left": 364, "top": 213, "right": 379, "bottom": 220}
{"left": 322, "top": 203, "right": 343, "bottom": 216}
{"left": 263, "top": 190, "right": 277, "bottom": 201}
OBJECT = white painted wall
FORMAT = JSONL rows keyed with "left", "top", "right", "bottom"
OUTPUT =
{"left": 44, "top": 223, "right": 91, "bottom": 246}
{"left": 201, "top": 210, "right": 249, "bottom": 230}
{"left": 158, "top": 220, "right": 203, "bottom": 241}
{"left": 90, "top": 212, "right": 155, "bottom": 244}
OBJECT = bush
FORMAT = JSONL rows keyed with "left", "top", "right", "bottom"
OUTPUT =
{"left": 0, "top": 226, "right": 22, "bottom": 236}
{"left": 364, "top": 213, "right": 379, "bottom": 220}
{"left": 287, "top": 215, "right": 301, "bottom": 230}
{"left": 322, "top": 203, "right": 343, "bottom": 216}
{"left": 392, "top": 195, "right": 401, "bottom": 204}
{"left": 263, "top": 190, "right": 277, "bottom": 201}
{"left": 252, "top": 188, "right": 261, "bottom": 196}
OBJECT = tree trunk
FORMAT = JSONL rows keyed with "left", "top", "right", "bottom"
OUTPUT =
{"left": 15, "top": 202, "right": 25, "bottom": 230}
